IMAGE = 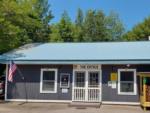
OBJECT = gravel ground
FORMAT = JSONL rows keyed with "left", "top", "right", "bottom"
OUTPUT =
{"left": 0, "top": 101, "right": 149, "bottom": 113}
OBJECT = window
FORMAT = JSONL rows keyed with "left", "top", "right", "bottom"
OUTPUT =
{"left": 118, "top": 69, "right": 137, "bottom": 95}
{"left": 60, "top": 73, "right": 70, "bottom": 88}
{"left": 88, "top": 71, "right": 99, "bottom": 88}
{"left": 75, "top": 71, "right": 85, "bottom": 87}
{"left": 40, "top": 69, "right": 57, "bottom": 93}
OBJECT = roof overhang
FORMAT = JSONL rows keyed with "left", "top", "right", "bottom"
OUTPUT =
{"left": 1, "top": 60, "right": 150, "bottom": 65}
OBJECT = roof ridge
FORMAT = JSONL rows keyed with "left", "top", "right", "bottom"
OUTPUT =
{"left": 41, "top": 41, "right": 150, "bottom": 44}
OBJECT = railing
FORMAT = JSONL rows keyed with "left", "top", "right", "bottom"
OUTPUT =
{"left": 88, "top": 88, "right": 100, "bottom": 102}
{"left": 73, "top": 87, "right": 100, "bottom": 102}
{"left": 73, "top": 87, "right": 86, "bottom": 101}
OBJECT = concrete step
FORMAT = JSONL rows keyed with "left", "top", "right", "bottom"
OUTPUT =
{"left": 69, "top": 102, "right": 102, "bottom": 108}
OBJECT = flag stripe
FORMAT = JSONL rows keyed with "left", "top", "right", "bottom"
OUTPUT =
{"left": 8, "top": 61, "right": 17, "bottom": 82}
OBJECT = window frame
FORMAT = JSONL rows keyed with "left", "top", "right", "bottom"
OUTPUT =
{"left": 118, "top": 69, "right": 137, "bottom": 95}
{"left": 60, "top": 73, "right": 70, "bottom": 88}
{"left": 40, "top": 68, "right": 58, "bottom": 93}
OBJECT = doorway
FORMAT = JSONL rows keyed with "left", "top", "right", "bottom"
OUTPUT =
{"left": 72, "top": 70, "right": 101, "bottom": 102}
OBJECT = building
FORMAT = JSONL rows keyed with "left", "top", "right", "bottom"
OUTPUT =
{"left": 1, "top": 41, "right": 150, "bottom": 105}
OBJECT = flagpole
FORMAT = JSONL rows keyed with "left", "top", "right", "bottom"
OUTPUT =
{"left": 8, "top": 60, "right": 28, "bottom": 103}
{"left": 16, "top": 67, "right": 28, "bottom": 103}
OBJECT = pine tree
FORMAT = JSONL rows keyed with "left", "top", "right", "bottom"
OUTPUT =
{"left": 58, "top": 11, "right": 74, "bottom": 42}
{"left": 74, "top": 8, "right": 84, "bottom": 41}
{"left": 105, "top": 11, "right": 125, "bottom": 41}
{"left": 123, "top": 16, "right": 150, "bottom": 41}
{"left": 83, "top": 10, "right": 108, "bottom": 41}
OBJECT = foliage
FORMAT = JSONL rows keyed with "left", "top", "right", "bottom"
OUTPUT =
{"left": 50, "top": 11, "right": 74, "bottom": 42}
{"left": 49, "top": 24, "right": 63, "bottom": 42}
{"left": 105, "top": 11, "right": 125, "bottom": 41}
{"left": 50, "top": 9, "right": 125, "bottom": 42}
{"left": 0, "top": 1, "right": 126, "bottom": 53}
{"left": 0, "top": 0, "right": 53, "bottom": 53}
{"left": 123, "top": 17, "right": 150, "bottom": 41}
{"left": 82, "top": 10, "right": 108, "bottom": 41}
{"left": 74, "top": 8, "right": 84, "bottom": 42}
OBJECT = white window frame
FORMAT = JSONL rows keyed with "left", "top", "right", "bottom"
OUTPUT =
{"left": 40, "top": 68, "right": 57, "bottom": 93}
{"left": 118, "top": 69, "right": 137, "bottom": 95}
{"left": 60, "top": 73, "right": 70, "bottom": 88}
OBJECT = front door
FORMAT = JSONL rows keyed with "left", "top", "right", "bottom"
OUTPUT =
{"left": 72, "top": 70, "right": 101, "bottom": 102}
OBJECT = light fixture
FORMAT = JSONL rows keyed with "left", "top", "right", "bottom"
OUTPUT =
{"left": 126, "top": 64, "right": 130, "bottom": 67}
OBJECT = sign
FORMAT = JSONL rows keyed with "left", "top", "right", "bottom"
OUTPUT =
{"left": 60, "top": 73, "right": 70, "bottom": 88}
{"left": 108, "top": 81, "right": 112, "bottom": 87}
{"left": 108, "top": 81, "right": 117, "bottom": 89}
{"left": 62, "top": 89, "right": 68, "bottom": 93}
{"left": 110, "top": 73, "right": 117, "bottom": 81}
{"left": 111, "top": 81, "right": 116, "bottom": 89}
{"left": 73, "top": 64, "right": 101, "bottom": 70}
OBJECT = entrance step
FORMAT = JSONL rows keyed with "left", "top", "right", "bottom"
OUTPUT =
{"left": 69, "top": 102, "right": 102, "bottom": 108}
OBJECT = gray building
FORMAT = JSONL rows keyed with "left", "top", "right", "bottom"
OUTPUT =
{"left": 1, "top": 41, "right": 150, "bottom": 105}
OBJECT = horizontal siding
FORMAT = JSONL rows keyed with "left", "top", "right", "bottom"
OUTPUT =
{"left": 7, "top": 64, "right": 150, "bottom": 102}
{"left": 102, "top": 65, "right": 150, "bottom": 102}
{"left": 7, "top": 65, "right": 73, "bottom": 100}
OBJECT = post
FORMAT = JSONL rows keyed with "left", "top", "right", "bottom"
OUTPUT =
{"left": 143, "top": 77, "right": 146, "bottom": 111}
{"left": 4, "top": 64, "right": 8, "bottom": 101}
{"left": 148, "top": 36, "right": 150, "bottom": 41}
{"left": 85, "top": 70, "right": 88, "bottom": 101}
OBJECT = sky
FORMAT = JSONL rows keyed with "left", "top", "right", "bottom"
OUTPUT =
{"left": 48, "top": 0, "right": 150, "bottom": 30}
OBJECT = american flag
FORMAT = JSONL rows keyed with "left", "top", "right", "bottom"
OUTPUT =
{"left": 8, "top": 61, "right": 17, "bottom": 82}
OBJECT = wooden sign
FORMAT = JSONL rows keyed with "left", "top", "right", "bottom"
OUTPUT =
{"left": 110, "top": 73, "right": 117, "bottom": 81}
{"left": 73, "top": 64, "right": 101, "bottom": 70}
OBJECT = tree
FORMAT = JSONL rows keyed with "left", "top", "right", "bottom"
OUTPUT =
{"left": 33, "top": 0, "right": 53, "bottom": 42}
{"left": 0, "top": 0, "right": 31, "bottom": 53}
{"left": 83, "top": 10, "right": 108, "bottom": 42}
{"left": 122, "top": 17, "right": 150, "bottom": 41}
{"left": 74, "top": 8, "right": 84, "bottom": 42}
{"left": 94, "top": 10, "right": 108, "bottom": 41}
{"left": 0, "top": 0, "right": 53, "bottom": 53}
{"left": 49, "top": 11, "right": 74, "bottom": 42}
{"left": 105, "top": 11, "right": 125, "bottom": 41}
{"left": 75, "top": 8, "right": 84, "bottom": 27}
{"left": 49, "top": 24, "right": 63, "bottom": 42}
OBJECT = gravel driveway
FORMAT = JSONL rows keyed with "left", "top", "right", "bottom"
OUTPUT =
{"left": 0, "top": 101, "right": 149, "bottom": 113}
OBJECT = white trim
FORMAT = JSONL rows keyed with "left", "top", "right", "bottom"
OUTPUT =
{"left": 72, "top": 65, "right": 102, "bottom": 102}
{"left": 5, "top": 64, "right": 8, "bottom": 101}
{"left": 60, "top": 73, "right": 70, "bottom": 88}
{"left": 118, "top": 69, "right": 137, "bottom": 95}
{"left": 72, "top": 70, "right": 75, "bottom": 101}
{"left": 87, "top": 70, "right": 101, "bottom": 102}
{"left": 5, "top": 99, "right": 140, "bottom": 105}
{"left": 72, "top": 70, "right": 86, "bottom": 101}
{"left": 85, "top": 70, "right": 88, "bottom": 101}
{"left": 5, "top": 99, "right": 71, "bottom": 103}
{"left": 102, "top": 101, "right": 140, "bottom": 105}
{"left": 40, "top": 68, "right": 58, "bottom": 93}
{"left": 100, "top": 69, "right": 102, "bottom": 102}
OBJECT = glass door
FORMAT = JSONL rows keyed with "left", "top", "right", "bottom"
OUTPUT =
{"left": 88, "top": 71, "right": 100, "bottom": 102}
{"left": 73, "top": 71, "right": 86, "bottom": 101}
{"left": 73, "top": 70, "right": 101, "bottom": 102}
